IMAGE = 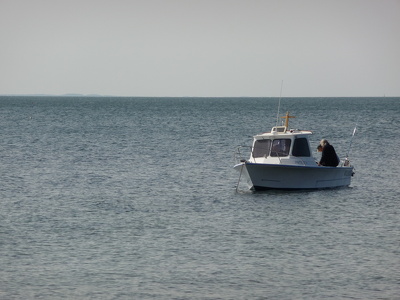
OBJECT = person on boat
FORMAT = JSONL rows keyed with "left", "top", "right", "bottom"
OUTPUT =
{"left": 317, "top": 144, "right": 340, "bottom": 164}
{"left": 318, "top": 139, "right": 339, "bottom": 167}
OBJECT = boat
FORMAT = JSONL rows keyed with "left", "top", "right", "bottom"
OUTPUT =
{"left": 234, "top": 112, "right": 354, "bottom": 190}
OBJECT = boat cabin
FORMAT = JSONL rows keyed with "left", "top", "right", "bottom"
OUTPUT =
{"left": 249, "top": 113, "right": 316, "bottom": 166}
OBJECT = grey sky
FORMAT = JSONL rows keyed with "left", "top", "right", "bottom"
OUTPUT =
{"left": 1, "top": 0, "right": 399, "bottom": 97}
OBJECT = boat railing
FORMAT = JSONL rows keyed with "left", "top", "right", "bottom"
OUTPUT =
{"left": 234, "top": 145, "right": 252, "bottom": 163}
{"left": 235, "top": 145, "right": 287, "bottom": 164}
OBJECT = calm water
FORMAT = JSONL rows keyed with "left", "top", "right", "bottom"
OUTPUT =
{"left": 0, "top": 96, "right": 399, "bottom": 299}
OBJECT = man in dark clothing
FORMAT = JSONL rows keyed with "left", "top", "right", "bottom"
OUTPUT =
{"left": 318, "top": 139, "right": 339, "bottom": 167}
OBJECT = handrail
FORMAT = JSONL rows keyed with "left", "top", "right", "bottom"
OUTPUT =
{"left": 234, "top": 145, "right": 252, "bottom": 164}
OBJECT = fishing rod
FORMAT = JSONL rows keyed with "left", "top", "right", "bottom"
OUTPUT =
{"left": 344, "top": 119, "right": 359, "bottom": 165}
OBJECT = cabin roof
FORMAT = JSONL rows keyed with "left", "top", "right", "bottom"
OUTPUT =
{"left": 254, "top": 127, "right": 313, "bottom": 139}
{"left": 255, "top": 112, "right": 312, "bottom": 139}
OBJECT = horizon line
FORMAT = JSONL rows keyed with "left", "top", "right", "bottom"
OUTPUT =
{"left": 0, "top": 94, "right": 398, "bottom": 98}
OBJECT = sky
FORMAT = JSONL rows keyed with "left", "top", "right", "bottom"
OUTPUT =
{"left": 0, "top": 0, "right": 399, "bottom": 97}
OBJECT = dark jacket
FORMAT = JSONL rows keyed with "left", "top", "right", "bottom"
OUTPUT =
{"left": 320, "top": 144, "right": 339, "bottom": 167}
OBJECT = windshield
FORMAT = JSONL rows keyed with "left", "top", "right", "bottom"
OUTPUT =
{"left": 252, "top": 139, "right": 292, "bottom": 158}
{"left": 252, "top": 139, "right": 271, "bottom": 158}
{"left": 270, "top": 139, "right": 291, "bottom": 157}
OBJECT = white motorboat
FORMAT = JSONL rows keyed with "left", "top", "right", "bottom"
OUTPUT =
{"left": 234, "top": 112, "right": 354, "bottom": 190}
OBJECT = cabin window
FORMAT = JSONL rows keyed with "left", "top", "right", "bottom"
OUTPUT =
{"left": 252, "top": 139, "right": 272, "bottom": 158}
{"left": 270, "top": 139, "right": 291, "bottom": 157}
{"left": 292, "top": 138, "right": 311, "bottom": 157}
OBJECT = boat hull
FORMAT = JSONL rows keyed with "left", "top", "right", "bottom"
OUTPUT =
{"left": 234, "top": 162, "right": 354, "bottom": 190}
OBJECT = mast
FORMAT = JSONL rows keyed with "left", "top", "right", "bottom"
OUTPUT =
{"left": 280, "top": 111, "right": 295, "bottom": 129}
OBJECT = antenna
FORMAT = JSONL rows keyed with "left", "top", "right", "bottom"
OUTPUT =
{"left": 276, "top": 80, "right": 284, "bottom": 126}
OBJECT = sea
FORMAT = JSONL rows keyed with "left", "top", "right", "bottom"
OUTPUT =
{"left": 0, "top": 96, "right": 399, "bottom": 299}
